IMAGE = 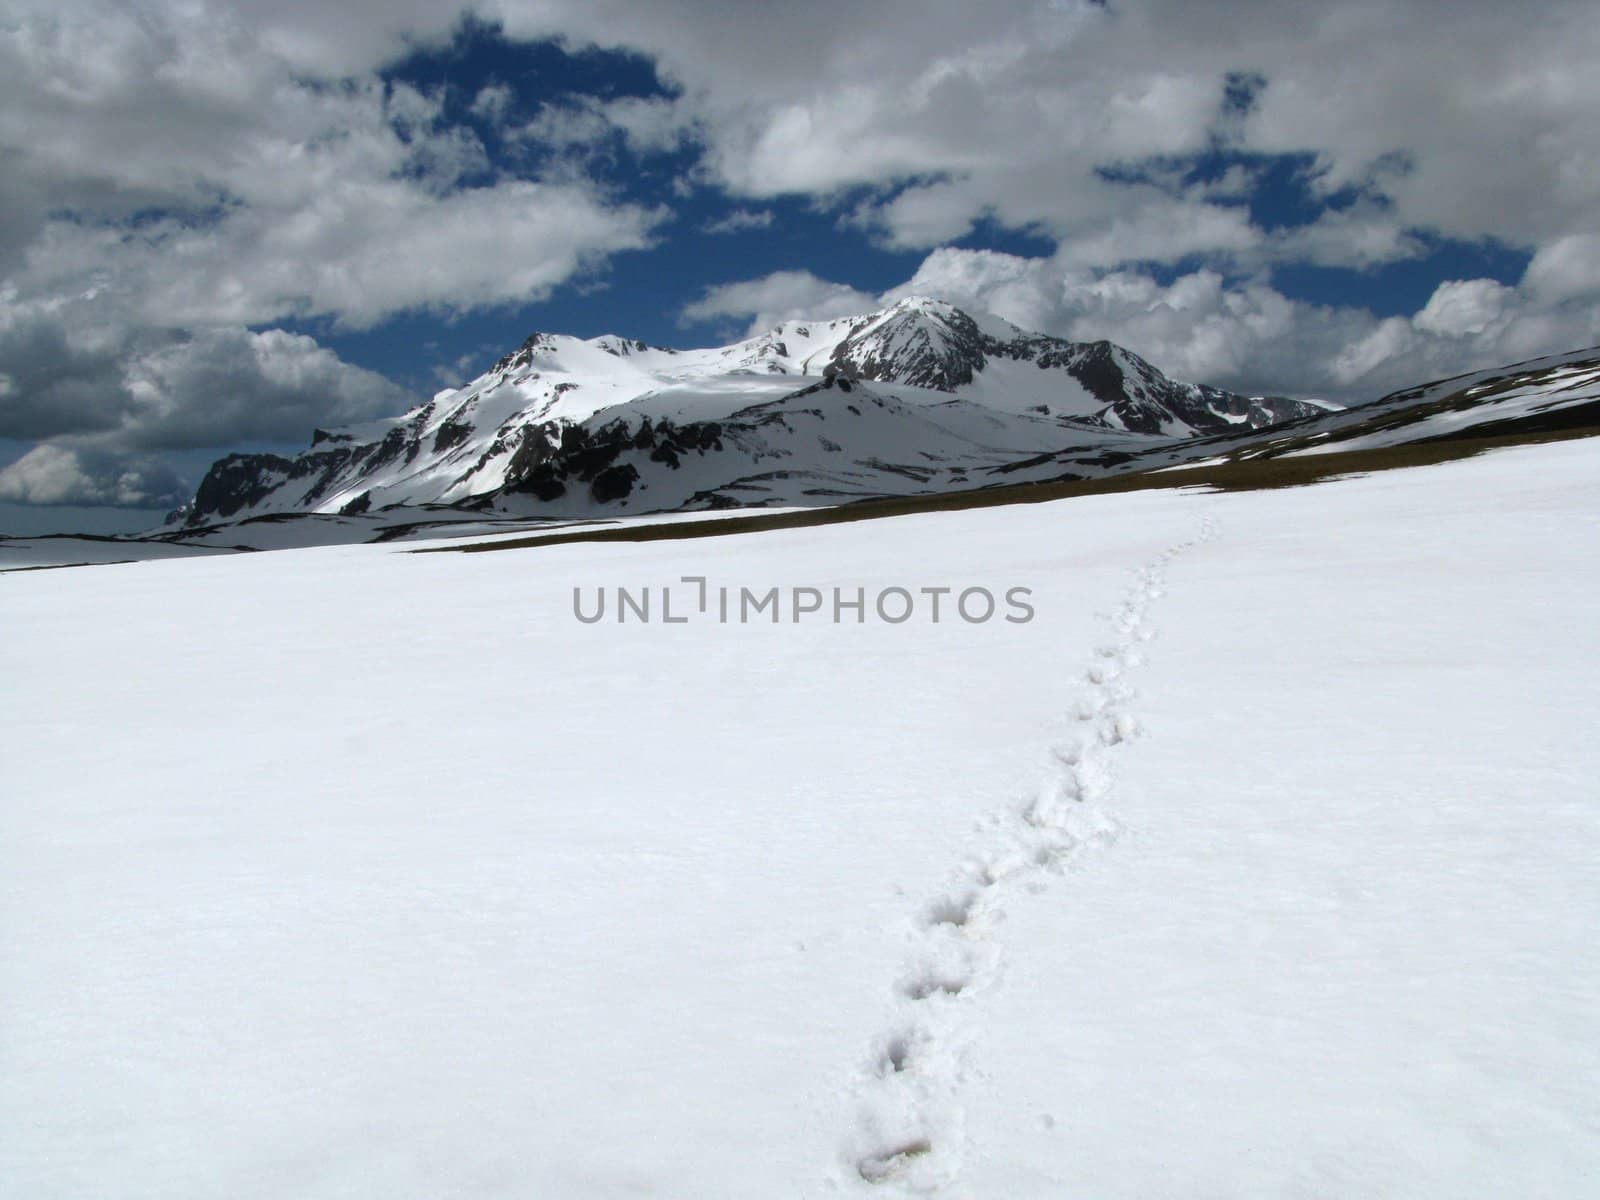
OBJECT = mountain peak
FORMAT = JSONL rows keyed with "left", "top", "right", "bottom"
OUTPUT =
{"left": 884, "top": 294, "right": 959, "bottom": 314}
{"left": 826, "top": 298, "right": 989, "bottom": 391}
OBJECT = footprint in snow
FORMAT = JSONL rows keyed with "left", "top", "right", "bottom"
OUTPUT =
{"left": 856, "top": 1139, "right": 934, "bottom": 1183}
{"left": 924, "top": 890, "right": 981, "bottom": 930}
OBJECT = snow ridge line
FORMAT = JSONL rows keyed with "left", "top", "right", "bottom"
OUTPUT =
{"left": 843, "top": 514, "right": 1219, "bottom": 1192}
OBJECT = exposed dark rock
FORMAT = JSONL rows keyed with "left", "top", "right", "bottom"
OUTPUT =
{"left": 819, "top": 303, "right": 1327, "bottom": 435}
{"left": 189, "top": 452, "right": 299, "bottom": 523}
{"left": 432, "top": 421, "right": 472, "bottom": 454}
{"left": 827, "top": 305, "right": 987, "bottom": 391}
{"left": 1068, "top": 342, "right": 1127, "bottom": 405}
{"left": 490, "top": 332, "right": 557, "bottom": 375}
{"left": 590, "top": 464, "right": 640, "bottom": 503}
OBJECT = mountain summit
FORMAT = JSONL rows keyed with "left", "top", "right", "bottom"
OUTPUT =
{"left": 181, "top": 299, "right": 1331, "bottom": 525}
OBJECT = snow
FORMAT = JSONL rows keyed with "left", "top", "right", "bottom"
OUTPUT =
{"left": 949, "top": 355, "right": 1108, "bottom": 419}
{"left": 2, "top": 438, "right": 1596, "bottom": 1198}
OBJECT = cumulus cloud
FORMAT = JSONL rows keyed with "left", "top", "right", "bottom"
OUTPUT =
{"left": 1412, "top": 279, "right": 1518, "bottom": 339}
{"left": 681, "top": 271, "right": 879, "bottom": 336}
{"left": 0, "top": 310, "right": 132, "bottom": 441}
{"left": 119, "top": 329, "right": 411, "bottom": 448}
{"left": 870, "top": 246, "right": 1600, "bottom": 401}
{"left": 1523, "top": 234, "right": 1600, "bottom": 307}
{"left": 518, "top": 96, "right": 695, "bottom": 163}
{"left": 1268, "top": 204, "right": 1428, "bottom": 270}
{"left": 13, "top": 181, "right": 662, "bottom": 333}
{"left": 0, "top": 2, "right": 664, "bottom": 326}
{"left": 42, "top": 0, "right": 1585, "bottom": 275}
{"left": 0, "top": 443, "right": 187, "bottom": 508}
{"left": 879, "top": 251, "right": 1370, "bottom": 396}
{"left": 486, "top": 0, "right": 1600, "bottom": 267}
{"left": 15, "top": 0, "right": 1592, "bottom": 280}
{"left": 0, "top": 9, "right": 665, "bottom": 332}
{"left": 0, "top": 312, "right": 409, "bottom": 449}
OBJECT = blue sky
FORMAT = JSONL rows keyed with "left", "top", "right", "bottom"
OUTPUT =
{"left": 1, "top": 1, "right": 1596, "bottom": 532}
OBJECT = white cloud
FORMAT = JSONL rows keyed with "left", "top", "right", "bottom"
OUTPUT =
{"left": 681, "top": 271, "right": 879, "bottom": 336}
{"left": 0, "top": 0, "right": 665, "bottom": 332}
{"left": 519, "top": 103, "right": 618, "bottom": 151}
{"left": 1413, "top": 279, "right": 1517, "bottom": 339}
{"left": 1330, "top": 317, "right": 1417, "bottom": 388}
{"left": 14, "top": 0, "right": 1591, "bottom": 280}
{"left": 518, "top": 96, "right": 694, "bottom": 160}
{"left": 1268, "top": 204, "right": 1427, "bottom": 270}
{"left": 602, "top": 96, "right": 696, "bottom": 155}
{"left": 471, "top": 83, "right": 515, "bottom": 124}
{"left": 702, "top": 208, "right": 774, "bottom": 235}
{"left": 1241, "top": 4, "right": 1600, "bottom": 248}
{"left": 482, "top": 0, "right": 1600, "bottom": 270}
{"left": 1049, "top": 195, "right": 1263, "bottom": 270}
{"left": 67, "top": 181, "right": 661, "bottom": 331}
{"left": 3, "top": 124, "right": 661, "bottom": 337}
{"left": 1200, "top": 165, "right": 1262, "bottom": 200}
{"left": 1523, "top": 234, "right": 1600, "bottom": 307}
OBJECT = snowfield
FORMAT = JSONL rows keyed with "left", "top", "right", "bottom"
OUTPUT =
{"left": 2, "top": 438, "right": 1597, "bottom": 1198}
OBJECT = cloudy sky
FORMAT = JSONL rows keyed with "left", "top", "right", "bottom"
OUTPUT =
{"left": 2, "top": 0, "right": 1597, "bottom": 530}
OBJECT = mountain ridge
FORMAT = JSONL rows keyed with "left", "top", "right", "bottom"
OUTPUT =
{"left": 177, "top": 296, "right": 1332, "bottom": 526}
{"left": 5, "top": 342, "right": 1594, "bottom": 568}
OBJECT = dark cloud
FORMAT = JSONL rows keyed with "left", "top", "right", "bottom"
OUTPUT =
{"left": 0, "top": 442, "right": 187, "bottom": 508}
{"left": 0, "top": 316, "right": 133, "bottom": 440}
{"left": 119, "top": 328, "right": 412, "bottom": 449}
{"left": 0, "top": 317, "right": 410, "bottom": 448}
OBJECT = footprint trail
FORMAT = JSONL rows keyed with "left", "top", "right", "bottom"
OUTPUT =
{"left": 843, "top": 514, "right": 1218, "bottom": 1191}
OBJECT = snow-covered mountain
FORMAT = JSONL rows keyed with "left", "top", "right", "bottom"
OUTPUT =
{"left": 179, "top": 298, "right": 1330, "bottom": 525}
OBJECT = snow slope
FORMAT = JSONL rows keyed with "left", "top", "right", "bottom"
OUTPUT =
{"left": 2, "top": 438, "right": 1596, "bottom": 1198}
{"left": 1281, "top": 347, "right": 1600, "bottom": 456}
